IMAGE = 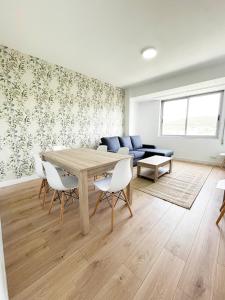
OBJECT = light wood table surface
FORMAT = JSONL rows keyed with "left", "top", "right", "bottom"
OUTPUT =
{"left": 137, "top": 155, "right": 172, "bottom": 182}
{"left": 42, "top": 148, "right": 132, "bottom": 235}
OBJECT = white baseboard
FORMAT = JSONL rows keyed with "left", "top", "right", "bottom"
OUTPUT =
{"left": 173, "top": 156, "right": 220, "bottom": 167}
{"left": 0, "top": 175, "right": 39, "bottom": 188}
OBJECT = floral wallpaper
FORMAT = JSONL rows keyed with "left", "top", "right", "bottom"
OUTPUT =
{"left": 0, "top": 45, "right": 124, "bottom": 181}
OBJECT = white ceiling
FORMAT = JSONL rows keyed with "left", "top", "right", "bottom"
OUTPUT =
{"left": 1, "top": 0, "right": 225, "bottom": 87}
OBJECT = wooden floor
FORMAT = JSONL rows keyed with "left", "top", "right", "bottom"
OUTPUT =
{"left": 1, "top": 164, "right": 225, "bottom": 299}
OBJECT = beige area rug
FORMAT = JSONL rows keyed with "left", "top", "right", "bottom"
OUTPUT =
{"left": 132, "top": 161, "right": 212, "bottom": 209}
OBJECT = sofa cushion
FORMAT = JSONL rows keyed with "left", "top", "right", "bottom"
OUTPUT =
{"left": 118, "top": 136, "right": 133, "bottom": 150}
{"left": 101, "top": 136, "right": 120, "bottom": 152}
{"left": 129, "top": 150, "right": 145, "bottom": 159}
{"left": 138, "top": 148, "right": 174, "bottom": 157}
{"left": 130, "top": 135, "right": 143, "bottom": 149}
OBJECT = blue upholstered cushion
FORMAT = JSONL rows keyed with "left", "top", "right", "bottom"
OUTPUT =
{"left": 101, "top": 136, "right": 120, "bottom": 152}
{"left": 130, "top": 135, "right": 143, "bottom": 149}
{"left": 129, "top": 150, "right": 145, "bottom": 159}
{"left": 118, "top": 136, "right": 133, "bottom": 150}
{"left": 138, "top": 148, "right": 174, "bottom": 157}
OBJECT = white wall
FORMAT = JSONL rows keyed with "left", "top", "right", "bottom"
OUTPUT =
{"left": 131, "top": 99, "right": 225, "bottom": 165}
{"left": 126, "top": 58, "right": 225, "bottom": 165}
{"left": 128, "top": 59, "right": 225, "bottom": 98}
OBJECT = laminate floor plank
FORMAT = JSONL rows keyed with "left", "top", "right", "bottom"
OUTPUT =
{"left": 125, "top": 205, "right": 184, "bottom": 281}
{"left": 165, "top": 167, "right": 215, "bottom": 261}
{"left": 177, "top": 168, "right": 224, "bottom": 300}
{"left": 133, "top": 249, "right": 185, "bottom": 300}
{"left": 0, "top": 163, "right": 224, "bottom": 300}
{"left": 213, "top": 263, "right": 225, "bottom": 300}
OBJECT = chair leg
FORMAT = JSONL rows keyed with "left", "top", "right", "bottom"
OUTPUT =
{"left": 91, "top": 191, "right": 103, "bottom": 216}
{"left": 74, "top": 188, "right": 79, "bottom": 199}
{"left": 220, "top": 191, "right": 225, "bottom": 211}
{"left": 216, "top": 205, "right": 225, "bottom": 225}
{"left": 60, "top": 192, "right": 65, "bottom": 223}
{"left": 42, "top": 179, "right": 47, "bottom": 207}
{"left": 122, "top": 190, "right": 133, "bottom": 217}
{"left": 38, "top": 179, "right": 44, "bottom": 199}
{"left": 220, "top": 200, "right": 225, "bottom": 212}
{"left": 111, "top": 193, "right": 115, "bottom": 232}
{"left": 49, "top": 190, "right": 56, "bottom": 214}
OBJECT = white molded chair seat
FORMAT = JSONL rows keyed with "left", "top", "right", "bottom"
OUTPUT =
{"left": 106, "top": 147, "right": 129, "bottom": 176}
{"left": 43, "top": 161, "right": 78, "bottom": 191}
{"left": 52, "top": 145, "right": 69, "bottom": 151}
{"left": 117, "top": 147, "right": 129, "bottom": 155}
{"left": 216, "top": 179, "right": 225, "bottom": 225}
{"left": 92, "top": 158, "right": 133, "bottom": 231}
{"left": 97, "top": 145, "right": 107, "bottom": 151}
{"left": 33, "top": 153, "right": 46, "bottom": 179}
{"left": 43, "top": 161, "right": 79, "bottom": 222}
{"left": 33, "top": 153, "right": 47, "bottom": 207}
{"left": 94, "top": 145, "right": 108, "bottom": 182}
{"left": 61, "top": 175, "right": 78, "bottom": 190}
{"left": 94, "top": 177, "right": 112, "bottom": 192}
{"left": 216, "top": 179, "right": 225, "bottom": 190}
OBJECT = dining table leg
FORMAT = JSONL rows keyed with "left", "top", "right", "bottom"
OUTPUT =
{"left": 79, "top": 170, "right": 89, "bottom": 235}
{"left": 126, "top": 182, "right": 132, "bottom": 205}
{"left": 126, "top": 157, "right": 133, "bottom": 205}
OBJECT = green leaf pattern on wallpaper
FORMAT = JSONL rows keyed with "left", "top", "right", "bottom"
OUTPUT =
{"left": 0, "top": 45, "right": 125, "bottom": 181}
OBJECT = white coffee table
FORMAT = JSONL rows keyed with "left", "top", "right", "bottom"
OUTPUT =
{"left": 137, "top": 155, "right": 173, "bottom": 182}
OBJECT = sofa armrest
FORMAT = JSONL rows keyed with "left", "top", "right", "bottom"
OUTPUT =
{"left": 142, "top": 144, "right": 156, "bottom": 149}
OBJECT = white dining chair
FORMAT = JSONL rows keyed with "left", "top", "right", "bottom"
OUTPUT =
{"left": 33, "top": 153, "right": 48, "bottom": 207}
{"left": 216, "top": 179, "right": 225, "bottom": 225}
{"left": 93, "top": 145, "right": 108, "bottom": 182}
{"left": 117, "top": 147, "right": 129, "bottom": 155}
{"left": 106, "top": 147, "right": 129, "bottom": 177}
{"left": 91, "top": 158, "right": 133, "bottom": 231}
{"left": 42, "top": 161, "right": 79, "bottom": 222}
{"left": 52, "top": 145, "right": 69, "bottom": 151}
{"left": 97, "top": 145, "right": 107, "bottom": 151}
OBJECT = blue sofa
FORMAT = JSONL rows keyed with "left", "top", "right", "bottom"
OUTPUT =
{"left": 100, "top": 135, "right": 174, "bottom": 166}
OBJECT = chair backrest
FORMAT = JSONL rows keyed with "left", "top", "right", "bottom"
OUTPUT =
{"left": 97, "top": 145, "right": 107, "bottom": 152}
{"left": 52, "top": 145, "right": 70, "bottom": 151}
{"left": 109, "top": 158, "right": 132, "bottom": 192}
{"left": 52, "top": 145, "right": 68, "bottom": 151}
{"left": 117, "top": 147, "right": 129, "bottom": 155}
{"left": 33, "top": 153, "right": 46, "bottom": 179}
{"left": 42, "top": 161, "right": 65, "bottom": 191}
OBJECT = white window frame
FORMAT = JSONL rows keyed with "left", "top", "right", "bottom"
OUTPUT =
{"left": 160, "top": 91, "right": 223, "bottom": 138}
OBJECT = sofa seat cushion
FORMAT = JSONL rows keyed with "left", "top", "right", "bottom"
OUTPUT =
{"left": 129, "top": 150, "right": 145, "bottom": 159}
{"left": 118, "top": 136, "right": 133, "bottom": 150}
{"left": 101, "top": 136, "right": 120, "bottom": 152}
{"left": 138, "top": 148, "right": 174, "bottom": 157}
{"left": 130, "top": 135, "right": 143, "bottom": 149}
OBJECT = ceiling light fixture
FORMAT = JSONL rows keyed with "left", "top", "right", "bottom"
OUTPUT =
{"left": 141, "top": 47, "right": 157, "bottom": 60}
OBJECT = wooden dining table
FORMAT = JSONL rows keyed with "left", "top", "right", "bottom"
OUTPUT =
{"left": 42, "top": 148, "right": 132, "bottom": 235}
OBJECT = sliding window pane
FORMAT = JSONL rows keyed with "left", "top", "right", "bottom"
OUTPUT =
{"left": 162, "top": 99, "right": 187, "bottom": 135}
{"left": 186, "top": 93, "right": 221, "bottom": 136}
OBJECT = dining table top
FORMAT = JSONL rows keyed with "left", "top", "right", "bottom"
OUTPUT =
{"left": 42, "top": 147, "right": 131, "bottom": 173}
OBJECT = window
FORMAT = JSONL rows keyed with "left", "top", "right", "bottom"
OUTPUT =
{"left": 161, "top": 91, "right": 222, "bottom": 137}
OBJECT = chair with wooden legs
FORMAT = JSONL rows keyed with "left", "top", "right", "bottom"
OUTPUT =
{"left": 106, "top": 147, "right": 129, "bottom": 176}
{"left": 33, "top": 153, "right": 48, "bottom": 207}
{"left": 93, "top": 145, "right": 108, "bottom": 182}
{"left": 52, "top": 145, "right": 69, "bottom": 151}
{"left": 91, "top": 158, "right": 133, "bottom": 231}
{"left": 42, "top": 161, "right": 79, "bottom": 223}
{"left": 216, "top": 179, "right": 225, "bottom": 225}
{"left": 97, "top": 145, "right": 107, "bottom": 152}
